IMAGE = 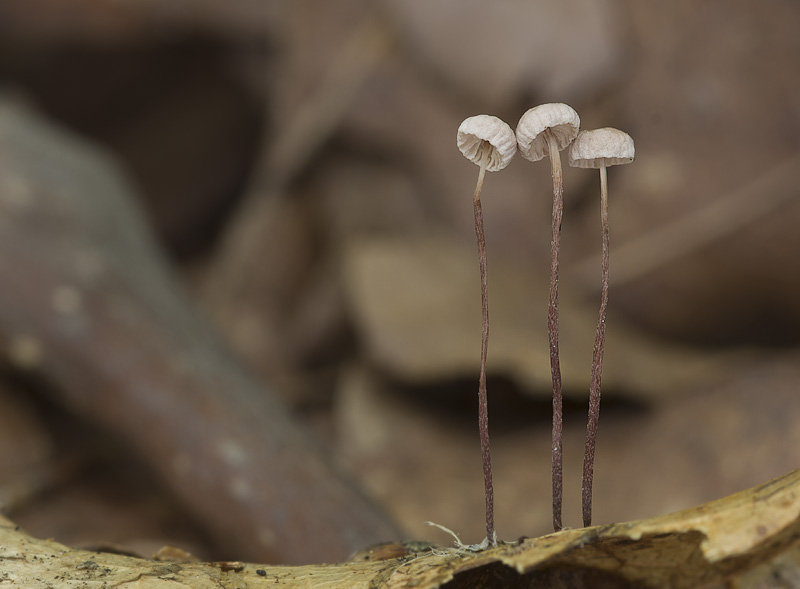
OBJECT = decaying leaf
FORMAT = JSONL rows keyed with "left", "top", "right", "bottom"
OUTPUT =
{"left": 382, "top": 0, "right": 623, "bottom": 105}
{"left": 342, "top": 235, "right": 730, "bottom": 398}
{"left": 334, "top": 358, "right": 800, "bottom": 548}
{"left": 2, "top": 468, "right": 800, "bottom": 587}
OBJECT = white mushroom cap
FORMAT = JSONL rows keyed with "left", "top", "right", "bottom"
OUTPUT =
{"left": 457, "top": 115, "right": 517, "bottom": 172}
{"left": 515, "top": 103, "right": 580, "bottom": 162}
{"left": 568, "top": 127, "right": 635, "bottom": 169}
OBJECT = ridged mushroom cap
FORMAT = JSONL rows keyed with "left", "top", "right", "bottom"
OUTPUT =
{"left": 457, "top": 115, "right": 517, "bottom": 172}
{"left": 515, "top": 103, "right": 580, "bottom": 162}
{"left": 568, "top": 128, "right": 635, "bottom": 169}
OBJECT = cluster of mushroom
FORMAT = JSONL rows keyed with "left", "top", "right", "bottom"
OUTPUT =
{"left": 456, "top": 104, "right": 634, "bottom": 544}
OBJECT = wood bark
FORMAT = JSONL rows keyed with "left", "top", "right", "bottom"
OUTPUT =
{"left": 3, "top": 468, "right": 800, "bottom": 587}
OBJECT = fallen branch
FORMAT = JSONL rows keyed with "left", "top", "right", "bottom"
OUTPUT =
{"left": 3, "top": 468, "right": 800, "bottom": 587}
{"left": 0, "top": 98, "right": 400, "bottom": 564}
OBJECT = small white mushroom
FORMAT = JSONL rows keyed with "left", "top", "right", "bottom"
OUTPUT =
{"left": 516, "top": 103, "right": 580, "bottom": 162}
{"left": 568, "top": 127, "right": 634, "bottom": 169}
{"left": 457, "top": 114, "right": 517, "bottom": 172}
{"left": 456, "top": 114, "right": 516, "bottom": 546}
{"left": 515, "top": 103, "right": 580, "bottom": 532}
{"left": 568, "top": 127, "right": 634, "bottom": 528}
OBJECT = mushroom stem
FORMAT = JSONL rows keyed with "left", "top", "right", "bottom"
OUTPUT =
{"left": 544, "top": 129, "right": 564, "bottom": 532}
{"left": 582, "top": 162, "right": 609, "bottom": 528}
{"left": 472, "top": 146, "right": 495, "bottom": 544}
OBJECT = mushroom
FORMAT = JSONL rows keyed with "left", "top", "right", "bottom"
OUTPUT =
{"left": 568, "top": 127, "right": 635, "bottom": 527}
{"left": 515, "top": 103, "right": 580, "bottom": 531}
{"left": 456, "top": 114, "right": 517, "bottom": 545}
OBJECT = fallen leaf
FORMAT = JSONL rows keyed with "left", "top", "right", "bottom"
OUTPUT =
{"left": 342, "top": 235, "right": 729, "bottom": 398}
{"left": 382, "top": 0, "right": 623, "bottom": 105}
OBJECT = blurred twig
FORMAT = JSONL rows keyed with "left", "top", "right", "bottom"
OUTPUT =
{"left": 256, "top": 9, "right": 394, "bottom": 192}
{"left": 205, "top": 8, "right": 395, "bottom": 323}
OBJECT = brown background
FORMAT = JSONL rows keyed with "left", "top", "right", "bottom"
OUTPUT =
{"left": 0, "top": 0, "right": 799, "bottom": 564}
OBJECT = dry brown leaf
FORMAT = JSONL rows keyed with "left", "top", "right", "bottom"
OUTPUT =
{"left": 3, "top": 468, "right": 800, "bottom": 587}
{"left": 382, "top": 0, "right": 623, "bottom": 106}
{"left": 335, "top": 358, "right": 800, "bottom": 547}
{"left": 342, "top": 235, "right": 729, "bottom": 398}
{"left": 588, "top": 0, "right": 800, "bottom": 344}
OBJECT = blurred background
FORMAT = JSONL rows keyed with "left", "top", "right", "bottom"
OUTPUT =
{"left": 0, "top": 0, "right": 799, "bottom": 565}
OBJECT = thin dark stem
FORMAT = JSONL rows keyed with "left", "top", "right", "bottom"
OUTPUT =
{"left": 472, "top": 149, "right": 494, "bottom": 544}
{"left": 582, "top": 163, "right": 609, "bottom": 528}
{"left": 544, "top": 130, "right": 564, "bottom": 532}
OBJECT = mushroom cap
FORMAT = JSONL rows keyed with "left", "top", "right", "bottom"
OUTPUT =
{"left": 568, "top": 127, "right": 635, "bottom": 169}
{"left": 457, "top": 115, "right": 517, "bottom": 172}
{"left": 515, "top": 103, "right": 580, "bottom": 162}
